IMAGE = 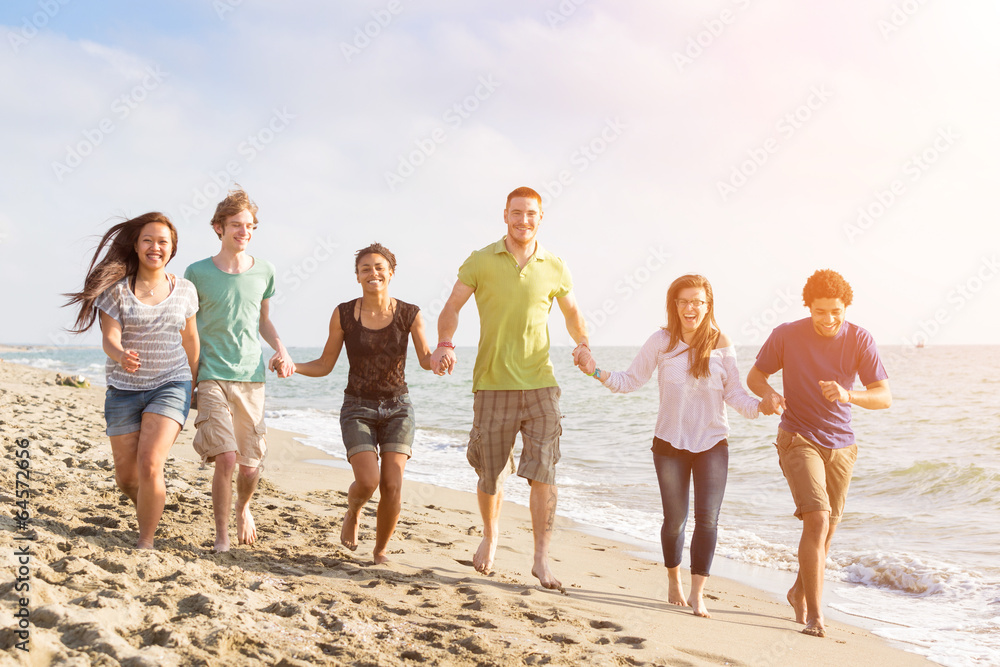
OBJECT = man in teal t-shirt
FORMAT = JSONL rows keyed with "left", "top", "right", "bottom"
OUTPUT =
{"left": 184, "top": 188, "right": 295, "bottom": 553}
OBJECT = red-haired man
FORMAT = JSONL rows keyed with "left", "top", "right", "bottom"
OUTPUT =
{"left": 431, "top": 186, "right": 589, "bottom": 590}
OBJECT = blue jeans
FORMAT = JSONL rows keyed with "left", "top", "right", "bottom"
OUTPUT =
{"left": 652, "top": 437, "right": 728, "bottom": 576}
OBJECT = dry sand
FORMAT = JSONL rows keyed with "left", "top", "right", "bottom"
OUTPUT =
{"left": 0, "top": 361, "right": 929, "bottom": 666}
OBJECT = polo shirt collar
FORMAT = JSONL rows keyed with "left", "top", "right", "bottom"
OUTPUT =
{"left": 495, "top": 236, "right": 550, "bottom": 262}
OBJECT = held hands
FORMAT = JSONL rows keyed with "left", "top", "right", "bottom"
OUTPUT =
{"left": 819, "top": 380, "right": 851, "bottom": 403}
{"left": 573, "top": 345, "right": 596, "bottom": 375}
{"left": 430, "top": 346, "right": 456, "bottom": 376}
{"left": 760, "top": 392, "right": 785, "bottom": 415}
{"left": 268, "top": 351, "right": 296, "bottom": 378}
{"left": 119, "top": 349, "right": 140, "bottom": 373}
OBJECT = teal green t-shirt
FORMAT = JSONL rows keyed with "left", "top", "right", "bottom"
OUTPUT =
{"left": 184, "top": 257, "right": 276, "bottom": 383}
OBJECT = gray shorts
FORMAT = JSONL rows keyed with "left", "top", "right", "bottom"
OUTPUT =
{"left": 340, "top": 393, "right": 415, "bottom": 460}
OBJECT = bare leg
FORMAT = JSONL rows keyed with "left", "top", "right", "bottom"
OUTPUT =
{"left": 666, "top": 566, "right": 688, "bottom": 606}
{"left": 211, "top": 452, "right": 236, "bottom": 552}
{"left": 688, "top": 574, "right": 711, "bottom": 618}
{"left": 792, "top": 510, "right": 834, "bottom": 637}
{"left": 109, "top": 432, "right": 141, "bottom": 505}
{"left": 133, "top": 413, "right": 182, "bottom": 549}
{"left": 235, "top": 463, "right": 262, "bottom": 545}
{"left": 373, "top": 452, "right": 407, "bottom": 563}
{"left": 529, "top": 481, "right": 561, "bottom": 590}
{"left": 342, "top": 451, "right": 379, "bottom": 552}
{"left": 474, "top": 486, "right": 503, "bottom": 575}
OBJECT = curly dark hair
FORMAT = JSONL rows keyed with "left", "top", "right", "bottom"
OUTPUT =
{"left": 354, "top": 242, "right": 397, "bottom": 273}
{"left": 802, "top": 269, "right": 853, "bottom": 307}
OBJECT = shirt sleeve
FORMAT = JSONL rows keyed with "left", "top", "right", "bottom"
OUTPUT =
{"left": 262, "top": 262, "right": 276, "bottom": 301}
{"left": 754, "top": 326, "right": 784, "bottom": 375}
{"left": 604, "top": 331, "right": 661, "bottom": 394}
{"left": 857, "top": 335, "right": 888, "bottom": 386}
{"left": 183, "top": 281, "right": 199, "bottom": 319}
{"left": 551, "top": 259, "right": 572, "bottom": 299}
{"left": 456, "top": 252, "right": 478, "bottom": 289}
{"left": 721, "top": 348, "right": 761, "bottom": 419}
{"left": 94, "top": 284, "right": 122, "bottom": 326}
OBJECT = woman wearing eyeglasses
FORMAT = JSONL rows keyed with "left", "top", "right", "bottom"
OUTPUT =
{"left": 575, "top": 274, "right": 773, "bottom": 617}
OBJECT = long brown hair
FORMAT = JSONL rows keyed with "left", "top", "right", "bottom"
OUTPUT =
{"left": 64, "top": 212, "right": 178, "bottom": 333}
{"left": 662, "top": 274, "right": 720, "bottom": 379}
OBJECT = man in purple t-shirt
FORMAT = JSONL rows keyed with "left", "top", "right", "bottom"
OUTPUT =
{"left": 748, "top": 269, "right": 891, "bottom": 639}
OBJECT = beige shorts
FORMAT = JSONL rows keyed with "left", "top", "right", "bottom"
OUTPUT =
{"left": 193, "top": 380, "right": 266, "bottom": 468}
{"left": 775, "top": 428, "right": 857, "bottom": 524}
{"left": 466, "top": 387, "right": 562, "bottom": 495}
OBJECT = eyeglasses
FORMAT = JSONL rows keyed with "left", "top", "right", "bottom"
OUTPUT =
{"left": 675, "top": 299, "right": 707, "bottom": 308}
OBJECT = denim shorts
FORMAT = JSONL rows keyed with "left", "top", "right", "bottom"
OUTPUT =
{"left": 339, "top": 393, "right": 415, "bottom": 460}
{"left": 104, "top": 380, "right": 192, "bottom": 437}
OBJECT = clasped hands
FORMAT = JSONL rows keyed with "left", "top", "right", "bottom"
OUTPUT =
{"left": 572, "top": 343, "right": 596, "bottom": 375}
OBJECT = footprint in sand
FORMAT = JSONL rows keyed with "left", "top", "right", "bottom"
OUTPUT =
{"left": 589, "top": 619, "right": 624, "bottom": 631}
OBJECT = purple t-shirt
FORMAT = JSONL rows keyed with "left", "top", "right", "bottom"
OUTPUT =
{"left": 755, "top": 318, "right": 887, "bottom": 449}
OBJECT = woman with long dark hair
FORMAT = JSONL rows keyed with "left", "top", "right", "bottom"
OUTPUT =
{"left": 295, "top": 242, "right": 433, "bottom": 564}
{"left": 65, "top": 212, "right": 199, "bottom": 549}
{"left": 575, "top": 274, "right": 772, "bottom": 616}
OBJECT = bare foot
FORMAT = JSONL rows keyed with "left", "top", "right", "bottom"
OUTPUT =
{"left": 136, "top": 539, "right": 154, "bottom": 550}
{"left": 531, "top": 557, "right": 564, "bottom": 591}
{"left": 668, "top": 577, "right": 689, "bottom": 607}
{"left": 688, "top": 593, "right": 711, "bottom": 618}
{"left": 237, "top": 506, "right": 257, "bottom": 546}
{"left": 787, "top": 586, "right": 807, "bottom": 624}
{"left": 373, "top": 551, "right": 389, "bottom": 565}
{"left": 214, "top": 535, "right": 230, "bottom": 553}
{"left": 473, "top": 535, "right": 497, "bottom": 575}
{"left": 341, "top": 508, "right": 360, "bottom": 551}
{"left": 802, "top": 620, "right": 826, "bottom": 638}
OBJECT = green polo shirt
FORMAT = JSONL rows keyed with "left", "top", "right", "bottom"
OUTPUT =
{"left": 457, "top": 238, "right": 573, "bottom": 392}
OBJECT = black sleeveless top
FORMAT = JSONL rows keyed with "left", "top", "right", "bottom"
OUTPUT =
{"left": 339, "top": 298, "right": 419, "bottom": 400}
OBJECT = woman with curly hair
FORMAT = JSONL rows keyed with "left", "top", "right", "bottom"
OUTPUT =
{"left": 65, "top": 212, "right": 199, "bottom": 549}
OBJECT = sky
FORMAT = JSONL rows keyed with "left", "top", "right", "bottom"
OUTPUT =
{"left": 1, "top": 0, "right": 998, "bottom": 350}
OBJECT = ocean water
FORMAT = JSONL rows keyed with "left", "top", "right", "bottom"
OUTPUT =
{"left": 6, "top": 343, "right": 999, "bottom": 666}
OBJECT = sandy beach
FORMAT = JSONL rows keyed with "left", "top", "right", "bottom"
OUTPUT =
{"left": 0, "top": 360, "right": 930, "bottom": 666}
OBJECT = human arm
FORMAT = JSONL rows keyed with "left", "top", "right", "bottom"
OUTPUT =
{"left": 294, "top": 307, "right": 345, "bottom": 377}
{"left": 747, "top": 365, "right": 785, "bottom": 415}
{"left": 259, "top": 298, "right": 295, "bottom": 378}
{"left": 430, "top": 280, "right": 475, "bottom": 375}
{"left": 580, "top": 331, "right": 661, "bottom": 393}
{"left": 818, "top": 378, "right": 891, "bottom": 409}
{"left": 409, "top": 310, "right": 433, "bottom": 371}
{"left": 180, "top": 314, "right": 199, "bottom": 389}
{"left": 718, "top": 338, "right": 760, "bottom": 418}
{"left": 99, "top": 311, "right": 140, "bottom": 373}
{"left": 555, "top": 291, "right": 590, "bottom": 364}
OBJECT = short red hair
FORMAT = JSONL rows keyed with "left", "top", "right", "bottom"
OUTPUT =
{"left": 505, "top": 186, "right": 542, "bottom": 210}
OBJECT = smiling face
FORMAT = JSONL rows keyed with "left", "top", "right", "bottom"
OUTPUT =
{"left": 809, "top": 297, "right": 846, "bottom": 337}
{"left": 356, "top": 253, "right": 393, "bottom": 293}
{"left": 675, "top": 287, "right": 709, "bottom": 335}
{"left": 503, "top": 196, "right": 542, "bottom": 248}
{"left": 134, "top": 222, "right": 174, "bottom": 271}
{"left": 214, "top": 208, "right": 255, "bottom": 254}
